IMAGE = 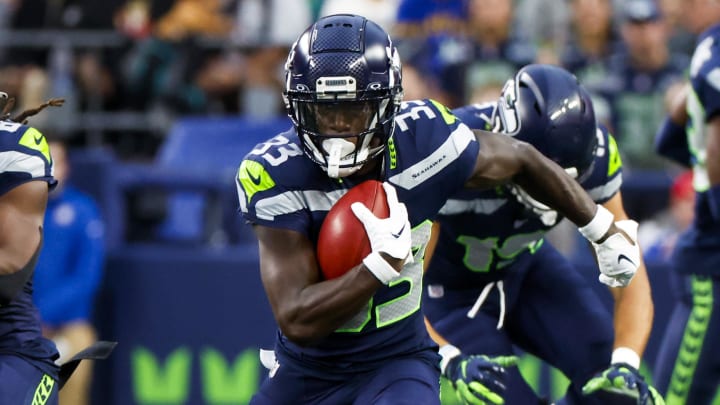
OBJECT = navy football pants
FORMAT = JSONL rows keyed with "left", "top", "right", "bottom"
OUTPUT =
{"left": 250, "top": 347, "right": 441, "bottom": 404}
{"left": 654, "top": 274, "right": 720, "bottom": 405}
{"left": 0, "top": 354, "right": 58, "bottom": 405}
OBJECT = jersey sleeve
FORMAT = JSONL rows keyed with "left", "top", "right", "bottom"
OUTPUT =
{"left": 0, "top": 123, "right": 55, "bottom": 196}
{"left": 388, "top": 99, "right": 479, "bottom": 218}
{"left": 451, "top": 102, "right": 496, "bottom": 131}
{"left": 235, "top": 138, "right": 312, "bottom": 235}
{"left": 694, "top": 65, "right": 720, "bottom": 122}
{"left": 582, "top": 126, "right": 623, "bottom": 204}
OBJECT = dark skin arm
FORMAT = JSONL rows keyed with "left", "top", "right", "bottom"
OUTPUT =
{"left": 0, "top": 181, "right": 48, "bottom": 275}
{"left": 254, "top": 225, "right": 403, "bottom": 346}
{"left": 465, "top": 130, "right": 599, "bottom": 227}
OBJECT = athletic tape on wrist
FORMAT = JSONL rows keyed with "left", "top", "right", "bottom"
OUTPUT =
{"left": 363, "top": 252, "right": 400, "bottom": 285}
{"left": 439, "top": 344, "right": 462, "bottom": 374}
{"left": 611, "top": 347, "right": 640, "bottom": 369}
{"left": 579, "top": 204, "right": 614, "bottom": 242}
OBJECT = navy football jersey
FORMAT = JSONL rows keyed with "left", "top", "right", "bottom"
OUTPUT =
{"left": 424, "top": 102, "right": 623, "bottom": 288}
{"left": 0, "top": 120, "right": 59, "bottom": 376}
{"left": 237, "top": 99, "right": 479, "bottom": 365}
{"left": 674, "top": 24, "right": 720, "bottom": 275}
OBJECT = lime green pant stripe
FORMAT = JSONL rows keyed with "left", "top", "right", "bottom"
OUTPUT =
{"left": 31, "top": 374, "right": 55, "bottom": 405}
{"left": 666, "top": 276, "right": 713, "bottom": 405}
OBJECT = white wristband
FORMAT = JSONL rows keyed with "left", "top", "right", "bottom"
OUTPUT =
{"left": 439, "top": 344, "right": 462, "bottom": 374}
{"left": 579, "top": 204, "right": 614, "bottom": 242}
{"left": 611, "top": 347, "right": 641, "bottom": 369}
{"left": 363, "top": 252, "right": 400, "bottom": 285}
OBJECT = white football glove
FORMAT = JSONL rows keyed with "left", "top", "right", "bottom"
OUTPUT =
{"left": 351, "top": 182, "right": 413, "bottom": 284}
{"left": 592, "top": 219, "right": 641, "bottom": 288}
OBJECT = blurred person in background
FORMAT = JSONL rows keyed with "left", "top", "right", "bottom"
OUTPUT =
{"left": 639, "top": 170, "right": 695, "bottom": 263}
{"left": 0, "top": 93, "right": 63, "bottom": 404}
{"left": 651, "top": 1, "right": 720, "bottom": 402}
{"left": 230, "top": 0, "right": 312, "bottom": 118}
{"left": 319, "top": 0, "right": 400, "bottom": 32}
{"left": 392, "top": 0, "right": 467, "bottom": 106}
{"left": 191, "top": 0, "right": 312, "bottom": 118}
{"left": 515, "top": 0, "right": 570, "bottom": 65}
{"left": 122, "top": 0, "right": 234, "bottom": 115}
{"left": 657, "top": 0, "right": 696, "bottom": 56}
{"left": 560, "top": 0, "right": 617, "bottom": 86}
{"left": 33, "top": 138, "right": 105, "bottom": 405}
{"left": 589, "top": 0, "right": 688, "bottom": 170}
{"left": 440, "top": 0, "right": 536, "bottom": 107}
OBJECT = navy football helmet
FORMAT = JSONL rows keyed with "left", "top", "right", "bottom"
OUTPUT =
{"left": 493, "top": 64, "right": 598, "bottom": 181}
{"left": 283, "top": 14, "right": 403, "bottom": 178}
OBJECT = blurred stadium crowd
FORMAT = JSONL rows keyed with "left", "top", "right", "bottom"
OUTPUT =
{"left": 0, "top": 0, "right": 704, "bottom": 403}
{"left": 0, "top": 0, "right": 692, "bottom": 167}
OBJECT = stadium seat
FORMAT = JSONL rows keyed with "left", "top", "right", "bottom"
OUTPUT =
{"left": 153, "top": 115, "right": 292, "bottom": 245}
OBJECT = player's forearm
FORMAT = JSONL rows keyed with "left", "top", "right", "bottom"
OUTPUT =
{"left": 512, "top": 143, "right": 597, "bottom": 226}
{"left": 279, "top": 265, "right": 382, "bottom": 346}
{"left": 609, "top": 264, "right": 653, "bottom": 357}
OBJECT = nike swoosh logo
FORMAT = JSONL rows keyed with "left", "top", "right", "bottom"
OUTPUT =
{"left": 247, "top": 169, "right": 262, "bottom": 186}
{"left": 617, "top": 254, "right": 636, "bottom": 267}
{"left": 391, "top": 224, "right": 406, "bottom": 238}
{"left": 34, "top": 134, "right": 44, "bottom": 145}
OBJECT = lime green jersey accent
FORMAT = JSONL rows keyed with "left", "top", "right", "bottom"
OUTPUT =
{"left": 31, "top": 374, "right": 55, "bottom": 405}
{"left": 430, "top": 99, "right": 457, "bottom": 125}
{"left": 19, "top": 127, "right": 51, "bottom": 163}
{"left": 388, "top": 136, "right": 397, "bottom": 169}
{"left": 666, "top": 276, "right": 713, "bottom": 404}
{"left": 607, "top": 134, "right": 622, "bottom": 177}
{"left": 238, "top": 160, "right": 276, "bottom": 203}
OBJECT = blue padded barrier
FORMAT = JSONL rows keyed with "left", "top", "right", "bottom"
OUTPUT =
{"left": 91, "top": 244, "right": 275, "bottom": 405}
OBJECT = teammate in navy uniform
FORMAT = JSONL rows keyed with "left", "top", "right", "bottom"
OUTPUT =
{"left": 0, "top": 94, "right": 63, "bottom": 404}
{"left": 423, "top": 64, "right": 664, "bottom": 405}
{"left": 653, "top": 2, "right": 720, "bottom": 403}
{"left": 236, "top": 15, "right": 642, "bottom": 404}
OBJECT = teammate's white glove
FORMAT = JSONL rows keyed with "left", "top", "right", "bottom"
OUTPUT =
{"left": 351, "top": 182, "right": 412, "bottom": 284}
{"left": 580, "top": 206, "right": 640, "bottom": 287}
{"left": 594, "top": 220, "right": 640, "bottom": 287}
{"left": 508, "top": 185, "right": 558, "bottom": 226}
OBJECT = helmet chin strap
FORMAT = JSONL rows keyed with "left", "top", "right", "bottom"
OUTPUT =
{"left": 323, "top": 138, "right": 362, "bottom": 178}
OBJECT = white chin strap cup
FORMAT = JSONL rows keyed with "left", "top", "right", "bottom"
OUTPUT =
{"left": 323, "top": 138, "right": 360, "bottom": 178}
